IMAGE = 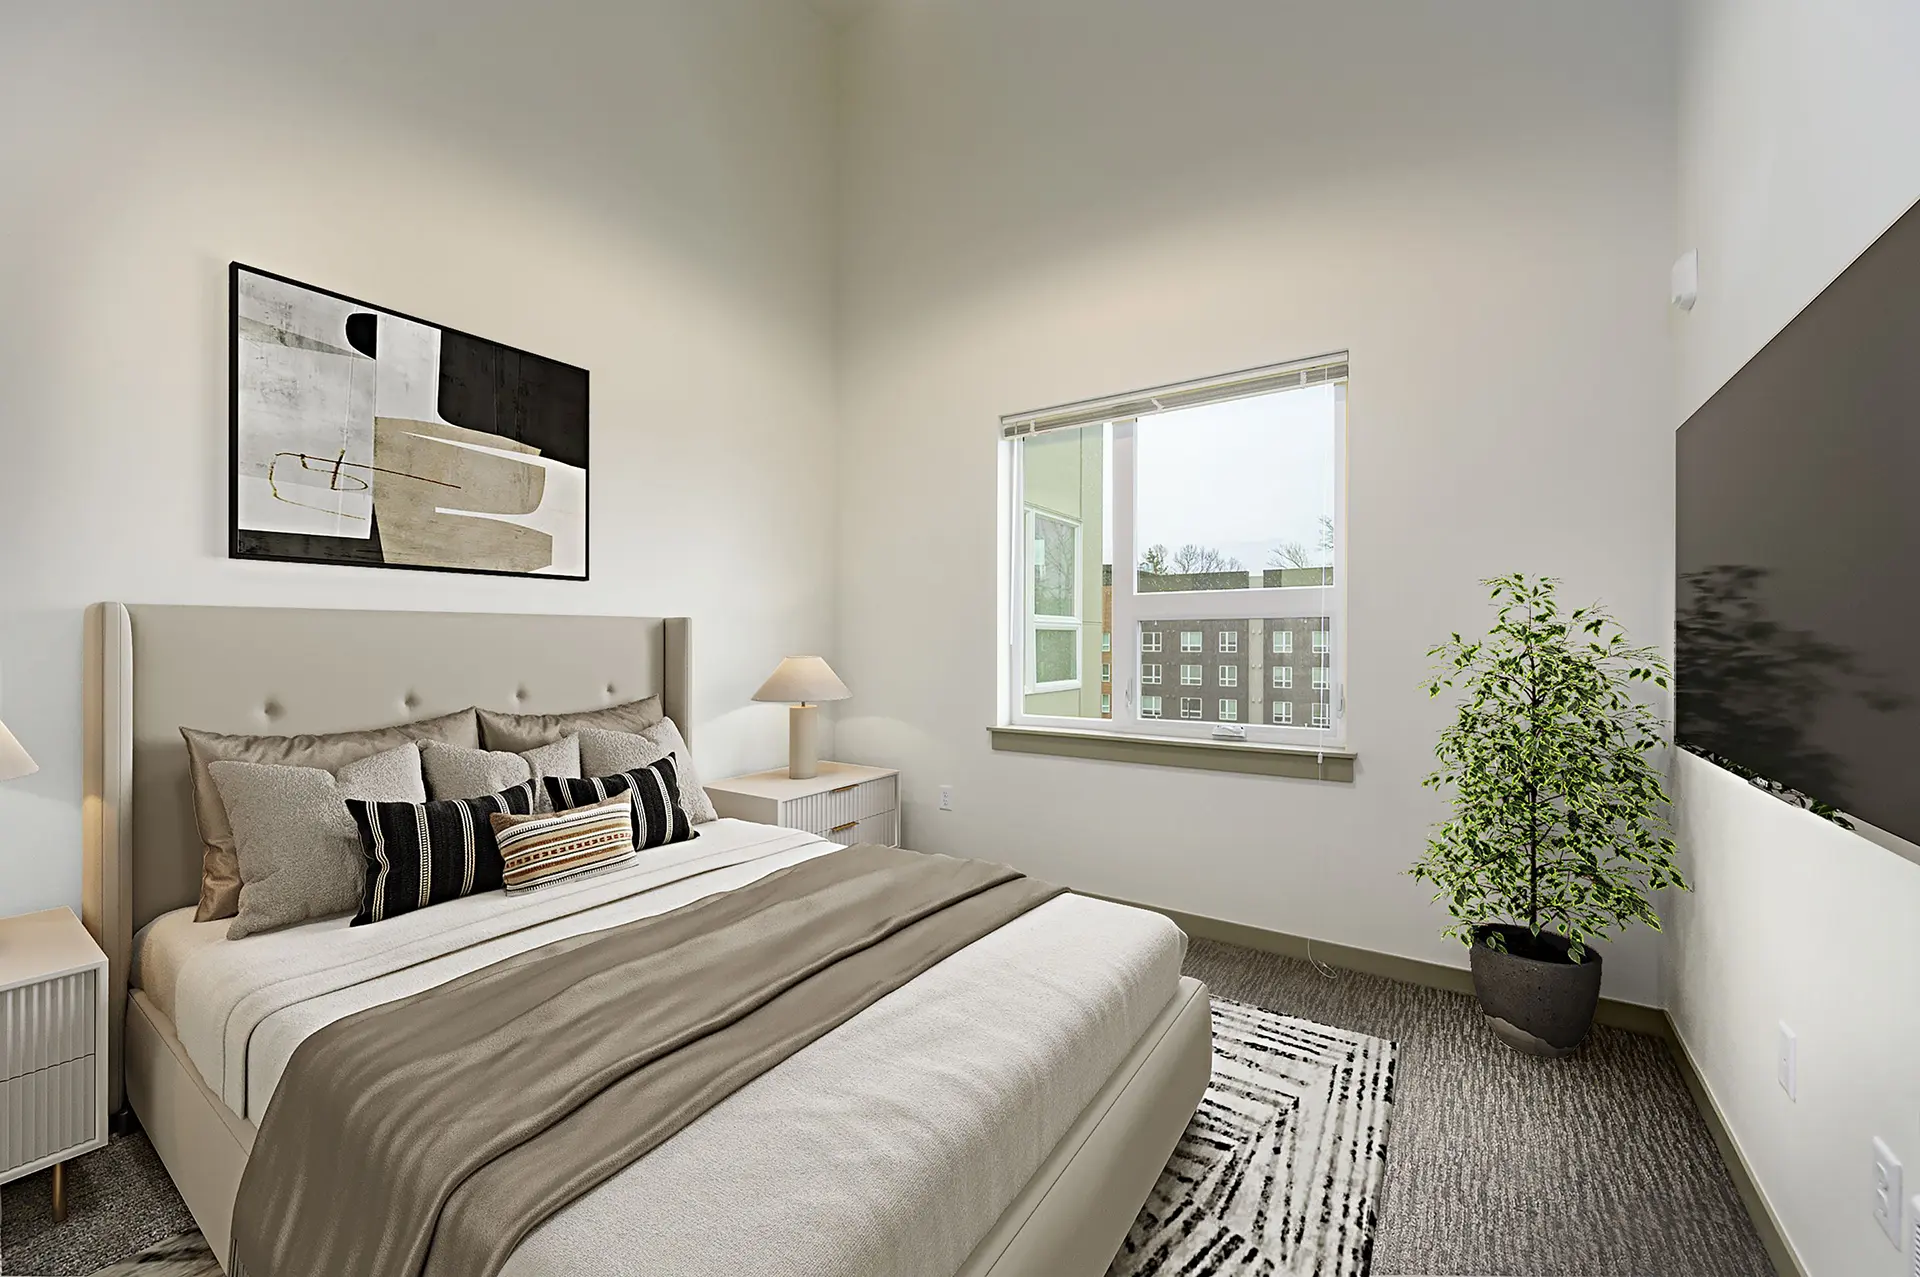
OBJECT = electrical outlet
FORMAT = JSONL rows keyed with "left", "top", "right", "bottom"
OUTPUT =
{"left": 1776, "top": 1023, "right": 1797, "bottom": 1100}
{"left": 1873, "top": 1137, "right": 1903, "bottom": 1247}
{"left": 938, "top": 785, "right": 953, "bottom": 812}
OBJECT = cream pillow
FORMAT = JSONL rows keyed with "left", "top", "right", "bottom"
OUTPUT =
{"left": 575, "top": 719, "right": 718, "bottom": 824}
{"left": 421, "top": 736, "right": 581, "bottom": 812}
{"left": 212, "top": 742, "right": 427, "bottom": 940}
{"left": 477, "top": 697, "right": 663, "bottom": 754}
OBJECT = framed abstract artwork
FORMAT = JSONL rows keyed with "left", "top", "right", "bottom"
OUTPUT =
{"left": 229, "top": 263, "right": 589, "bottom": 579}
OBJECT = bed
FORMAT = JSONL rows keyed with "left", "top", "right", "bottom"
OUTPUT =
{"left": 82, "top": 603, "right": 1212, "bottom": 1276}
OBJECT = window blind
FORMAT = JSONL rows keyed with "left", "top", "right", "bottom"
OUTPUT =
{"left": 1000, "top": 351, "right": 1349, "bottom": 439}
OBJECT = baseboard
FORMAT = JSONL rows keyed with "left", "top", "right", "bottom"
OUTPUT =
{"left": 1663, "top": 1024, "right": 1808, "bottom": 1277}
{"left": 1097, "top": 894, "right": 1804, "bottom": 1276}
{"left": 1102, "top": 896, "right": 1671, "bottom": 1038}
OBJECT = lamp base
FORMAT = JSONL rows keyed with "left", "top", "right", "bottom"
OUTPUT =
{"left": 788, "top": 703, "right": 820, "bottom": 780}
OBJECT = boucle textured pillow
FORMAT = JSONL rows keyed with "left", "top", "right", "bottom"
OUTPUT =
{"left": 346, "top": 782, "right": 536, "bottom": 925}
{"left": 212, "top": 742, "right": 428, "bottom": 940}
{"left": 477, "top": 696, "right": 664, "bottom": 754}
{"left": 182, "top": 708, "right": 479, "bottom": 923}
{"left": 490, "top": 793, "right": 638, "bottom": 893}
{"left": 420, "top": 736, "right": 581, "bottom": 812}
{"left": 575, "top": 719, "right": 718, "bottom": 824}
{"left": 545, "top": 755, "right": 696, "bottom": 852}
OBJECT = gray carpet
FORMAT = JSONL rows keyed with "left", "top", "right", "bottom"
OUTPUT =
{"left": 1184, "top": 938, "right": 1775, "bottom": 1276}
{"left": 5, "top": 939, "right": 1773, "bottom": 1277}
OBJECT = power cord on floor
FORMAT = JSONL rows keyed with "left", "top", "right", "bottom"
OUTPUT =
{"left": 1304, "top": 939, "right": 1340, "bottom": 980}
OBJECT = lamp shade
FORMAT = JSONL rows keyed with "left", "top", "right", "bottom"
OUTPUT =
{"left": 0, "top": 718, "right": 37, "bottom": 782}
{"left": 752, "top": 656, "right": 851, "bottom": 705}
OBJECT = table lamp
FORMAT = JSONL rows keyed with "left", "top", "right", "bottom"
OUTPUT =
{"left": 752, "top": 657, "right": 850, "bottom": 780}
{"left": 0, "top": 718, "right": 36, "bottom": 782}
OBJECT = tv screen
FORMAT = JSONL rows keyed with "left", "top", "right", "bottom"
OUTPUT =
{"left": 1676, "top": 196, "right": 1920, "bottom": 842}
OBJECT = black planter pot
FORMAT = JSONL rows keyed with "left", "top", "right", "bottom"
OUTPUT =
{"left": 1467, "top": 924, "right": 1602, "bottom": 1058}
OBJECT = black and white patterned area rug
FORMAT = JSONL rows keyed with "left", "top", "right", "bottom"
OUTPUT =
{"left": 1110, "top": 997, "right": 1397, "bottom": 1277}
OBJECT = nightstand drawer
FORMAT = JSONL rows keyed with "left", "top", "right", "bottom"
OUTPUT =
{"left": 783, "top": 775, "right": 897, "bottom": 833}
{"left": 1, "top": 1056, "right": 96, "bottom": 1175}
{"left": 823, "top": 812, "right": 899, "bottom": 848}
{"left": 2, "top": 969, "right": 97, "bottom": 1081}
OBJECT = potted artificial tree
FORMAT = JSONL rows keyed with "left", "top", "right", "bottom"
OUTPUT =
{"left": 1411, "top": 574, "right": 1689, "bottom": 1058}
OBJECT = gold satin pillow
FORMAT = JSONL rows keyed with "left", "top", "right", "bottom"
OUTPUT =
{"left": 181, "top": 708, "right": 480, "bottom": 922}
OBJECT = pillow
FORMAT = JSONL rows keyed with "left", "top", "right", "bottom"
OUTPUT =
{"left": 575, "top": 719, "right": 718, "bottom": 824}
{"left": 420, "top": 736, "right": 581, "bottom": 812}
{"left": 211, "top": 743, "right": 428, "bottom": 940}
{"left": 545, "top": 755, "right": 696, "bottom": 851}
{"left": 491, "top": 794, "right": 638, "bottom": 893}
{"left": 182, "top": 708, "right": 480, "bottom": 923}
{"left": 477, "top": 696, "right": 664, "bottom": 754}
{"left": 346, "top": 782, "right": 535, "bottom": 926}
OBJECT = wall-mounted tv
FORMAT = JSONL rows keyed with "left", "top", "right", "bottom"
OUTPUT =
{"left": 1676, "top": 196, "right": 1920, "bottom": 842}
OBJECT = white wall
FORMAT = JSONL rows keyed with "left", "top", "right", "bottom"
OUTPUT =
{"left": 1668, "top": 1, "right": 1920, "bottom": 1272}
{"left": 834, "top": 0, "right": 1679, "bottom": 1006}
{"left": 0, "top": 0, "right": 838, "bottom": 917}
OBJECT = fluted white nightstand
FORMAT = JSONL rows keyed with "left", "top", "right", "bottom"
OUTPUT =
{"left": 705, "top": 762, "right": 901, "bottom": 847}
{"left": 1, "top": 907, "right": 110, "bottom": 1223}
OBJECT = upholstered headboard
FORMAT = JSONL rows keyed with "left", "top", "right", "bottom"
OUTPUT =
{"left": 82, "top": 602, "right": 692, "bottom": 1111}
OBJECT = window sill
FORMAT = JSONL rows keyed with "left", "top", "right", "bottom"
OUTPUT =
{"left": 987, "top": 725, "right": 1355, "bottom": 782}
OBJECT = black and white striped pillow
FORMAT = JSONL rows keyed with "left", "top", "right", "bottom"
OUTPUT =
{"left": 544, "top": 755, "right": 695, "bottom": 851}
{"left": 346, "top": 781, "right": 535, "bottom": 925}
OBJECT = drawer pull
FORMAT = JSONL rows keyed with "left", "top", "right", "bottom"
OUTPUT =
{"left": 829, "top": 784, "right": 857, "bottom": 794}
{"left": 830, "top": 821, "right": 859, "bottom": 834}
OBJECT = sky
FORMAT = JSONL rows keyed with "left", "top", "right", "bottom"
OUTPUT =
{"left": 1101, "top": 383, "right": 1339, "bottom": 572}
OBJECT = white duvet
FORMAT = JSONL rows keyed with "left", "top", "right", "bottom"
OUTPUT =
{"left": 136, "top": 820, "right": 1186, "bottom": 1277}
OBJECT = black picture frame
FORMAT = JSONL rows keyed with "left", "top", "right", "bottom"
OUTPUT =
{"left": 228, "top": 262, "right": 590, "bottom": 581}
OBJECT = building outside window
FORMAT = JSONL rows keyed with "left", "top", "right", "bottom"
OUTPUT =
{"left": 1272, "top": 702, "right": 1293, "bottom": 725}
{"left": 1312, "top": 666, "right": 1330, "bottom": 691}
{"left": 1002, "top": 353, "right": 1346, "bottom": 744}
{"left": 1141, "top": 695, "right": 1162, "bottom": 718}
{"left": 1311, "top": 703, "right": 1331, "bottom": 728}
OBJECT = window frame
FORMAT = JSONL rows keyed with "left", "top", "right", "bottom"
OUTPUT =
{"left": 1021, "top": 506, "right": 1084, "bottom": 695}
{"left": 1140, "top": 694, "right": 1163, "bottom": 718}
{"left": 1180, "top": 697, "right": 1203, "bottom": 719}
{"left": 1219, "top": 699, "right": 1239, "bottom": 722}
{"left": 1002, "top": 361, "right": 1348, "bottom": 748}
{"left": 1180, "top": 663, "right": 1203, "bottom": 686}
{"left": 1141, "top": 663, "right": 1162, "bottom": 685}
{"left": 1273, "top": 701, "right": 1293, "bottom": 725}
{"left": 1272, "top": 665, "right": 1292, "bottom": 690}
{"left": 1218, "top": 631, "right": 1238, "bottom": 654}
{"left": 1218, "top": 665, "right": 1238, "bottom": 688}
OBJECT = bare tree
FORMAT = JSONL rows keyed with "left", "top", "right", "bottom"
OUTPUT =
{"left": 1267, "top": 516, "right": 1336, "bottom": 570}
{"left": 1172, "top": 544, "right": 1243, "bottom": 574}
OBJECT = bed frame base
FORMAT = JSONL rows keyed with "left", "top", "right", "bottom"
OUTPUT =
{"left": 127, "top": 977, "right": 1209, "bottom": 1275}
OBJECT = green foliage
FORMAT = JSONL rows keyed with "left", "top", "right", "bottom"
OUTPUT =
{"left": 1410, "top": 575, "right": 1689, "bottom": 963}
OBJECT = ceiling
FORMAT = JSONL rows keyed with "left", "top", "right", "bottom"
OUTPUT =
{"left": 802, "top": 0, "right": 881, "bottom": 25}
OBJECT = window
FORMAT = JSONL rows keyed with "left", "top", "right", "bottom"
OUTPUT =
{"left": 1023, "top": 508, "right": 1082, "bottom": 696}
{"left": 1272, "top": 666, "right": 1292, "bottom": 690}
{"left": 1101, "top": 693, "right": 1111, "bottom": 715}
{"left": 1142, "top": 663, "right": 1162, "bottom": 684}
{"left": 1272, "top": 702, "right": 1293, "bottom": 725}
{"left": 1311, "top": 703, "right": 1331, "bottom": 728}
{"left": 1219, "top": 700, "right": 1238, "bottom": 722}
{"left": 1140, "top": 695, "right": 1162, "bottom": 718}
{"left": 1003, "top": 353, "right": 1347, "bottom": 746}
{"left": 1311, "top": 666, "right": 1330, "bottom": 691}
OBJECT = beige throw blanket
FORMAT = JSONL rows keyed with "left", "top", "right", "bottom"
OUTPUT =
{"left": 229, "top": 844, "right": 1063, "bottom": 1277}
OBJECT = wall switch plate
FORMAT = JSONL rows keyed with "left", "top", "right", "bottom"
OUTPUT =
{"left": 938, "top": 785, "right": 953, "bottom": 811}
{"left": 1671, "top": 248, "right": 1700, "bottom": 311}
{"left": 1776, "top": 1022, "right": 1797, "bottom": 1100}
{"left": 1873, "top": 1137, "right": 1903, "bottom": 1247}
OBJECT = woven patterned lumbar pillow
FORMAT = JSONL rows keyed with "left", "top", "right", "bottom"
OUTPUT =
{"left": 490, "top": 793, "right": 638, "bottom": 893}
{"left": 544, "top": 755, "right": 696, "bottom": 851}
{"left": 346, "top": 781, "right": 535, "bottom": 925}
